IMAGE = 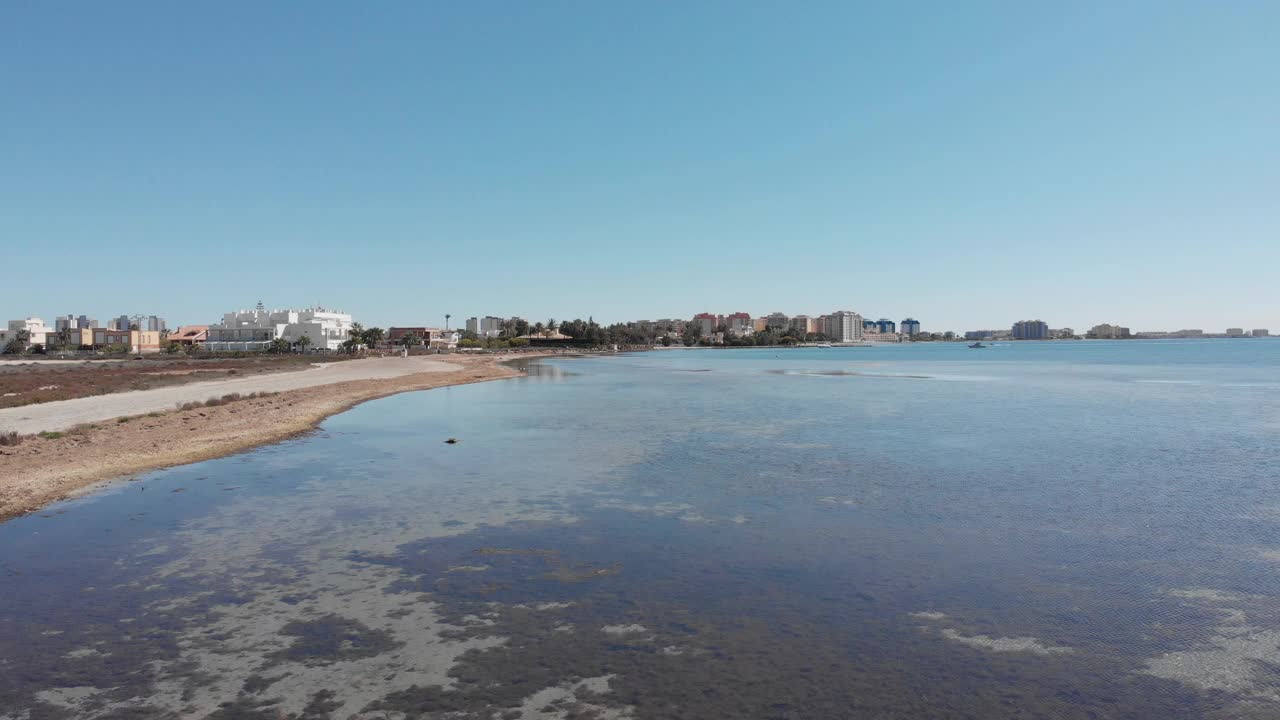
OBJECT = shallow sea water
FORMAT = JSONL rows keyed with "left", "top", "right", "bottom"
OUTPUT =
{"left": 2, "top": 340, "right": 1280, "bottom": 718}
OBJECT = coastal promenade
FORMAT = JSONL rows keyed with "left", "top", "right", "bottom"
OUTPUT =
{"left": 0, "top": 355, "right": 457, "bottom": 435}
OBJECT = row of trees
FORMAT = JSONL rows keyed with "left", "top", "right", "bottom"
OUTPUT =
{"left": 456, "top": 317, "right": 830, "bottom": 348}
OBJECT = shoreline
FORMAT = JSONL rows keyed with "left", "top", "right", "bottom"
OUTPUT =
{"left": 0, "top": 353, "right": 547, "bottom": 523}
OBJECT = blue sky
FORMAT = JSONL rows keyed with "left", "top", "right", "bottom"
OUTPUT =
{"left": 3, "top": 1, "right": 1276, "bottom": 332}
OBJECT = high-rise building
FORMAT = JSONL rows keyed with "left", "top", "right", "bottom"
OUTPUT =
{"left": 790, "top": 315, "right": 817, "bottom": 334}
{"left": 823, "top": 311, "right": 863, "bottom": 343}
{"left": 465, "top": 316, "right": 504, "bottom": 337}
{"left": 112, "top": 314, "right": 132, "bottom": 331}
{"left": 1252, "top": 329, "right": 1270, "bottom": 337}
{"left": 900, "top": 318, "right": 920, "bottom": 336}
{"left": 692, "top": 313, "right": 719, "bottom": 336}
{"left": 146, "top": 315, "right": 166, "bottom": 332}
{"left": 725, "top": 312, "right": 753, "bottom": 337}
{"left": 1226, "top": 328, "right": 1245, "bottom": 337}
{"left": 875, "top": 318, "right": 896, "bottom": 334}
{"left": 765, "top": 312, "right": 790, "bottom": 331}
{"left": 78, "top": 314, "right": 97, "bottom": 329}
{"left": 1012, "top": 320, "right": 1050, "bottom": 340}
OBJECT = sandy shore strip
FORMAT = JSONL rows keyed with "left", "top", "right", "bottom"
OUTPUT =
{"left": 0, "top": 355, "right": 464, "bottom": 435}
{"left": 0, "top": 354, "right": 537, "bottom": 522}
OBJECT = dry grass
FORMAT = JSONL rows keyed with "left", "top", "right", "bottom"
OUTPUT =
{"left": 0, "top": 356, "right": 335, "bottom": 409}
{"left": 178, "top": 391, "right": 274, "bottom": 412}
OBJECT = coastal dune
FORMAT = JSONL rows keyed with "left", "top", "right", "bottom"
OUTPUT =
{"left": 0, "top": 354, "right": 529, "bottom": 522}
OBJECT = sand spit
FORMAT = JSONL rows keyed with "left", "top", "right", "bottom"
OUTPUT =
{"left": 0, "top": 354, "right": 537, "bottom": 522}
{"left": 0, "top": 355, "right": 458, "bottom": 433}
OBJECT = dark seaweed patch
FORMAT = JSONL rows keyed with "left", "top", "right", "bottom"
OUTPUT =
{"left": 240, "top": 673, "right": 281, "bottom": 695}
{"left": 204, "top": 696, "right": 282, "bottom": 719}
{"left": 268, "top": 614, "right": 402, "bottom": 666}
{"left": 355, "top": 511, "right": 1218, "bottom": 719}
{"left": 300, "top": 689, "right": 342, "bottom": 719}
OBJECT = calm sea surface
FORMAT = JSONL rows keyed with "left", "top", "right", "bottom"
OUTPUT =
{"left": 3, "top": 340, "right": 1280, "bottom": 718}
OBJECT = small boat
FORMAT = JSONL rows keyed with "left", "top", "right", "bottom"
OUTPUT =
{"left": 968, "top": 342, "right": 986, "bottom": 348}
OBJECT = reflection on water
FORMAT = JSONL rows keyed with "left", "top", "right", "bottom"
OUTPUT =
{"left": 2, "top": 341, "right": 1280, "bottom": 718}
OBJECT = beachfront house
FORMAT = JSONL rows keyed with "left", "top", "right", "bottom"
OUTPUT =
{"left": 387, "top": 327, "right": 460, "bottom": 350}
{"left": 204, "top": 306, "right": 355, "bottom": 352}
{"left": 166, "top": 326, "right": 209, "bottom": 348}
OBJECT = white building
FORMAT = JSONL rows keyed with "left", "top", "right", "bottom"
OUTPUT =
{"left": 205, "top": 306, "right": 355, "bottom": 351}
{"left": 823, "top": 311, "right": 864, "bottom": 343}
{"left": 1, "top": 317, "right": 54, "bottom": 348}
{"left": 427, "top": 329, "right": 461, "bottom": 350}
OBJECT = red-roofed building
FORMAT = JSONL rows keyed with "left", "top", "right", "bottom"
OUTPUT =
{"left": 167, "top": 325, "right": 209, "bottom": 347}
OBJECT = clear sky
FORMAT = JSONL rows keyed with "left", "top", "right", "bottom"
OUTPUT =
{"left": 3, "top": 1, "right": 1277, "bottom": 332}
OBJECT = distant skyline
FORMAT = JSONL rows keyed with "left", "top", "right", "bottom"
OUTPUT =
{"left": 3, "top": 2, "right": 1277, "bottom": 331}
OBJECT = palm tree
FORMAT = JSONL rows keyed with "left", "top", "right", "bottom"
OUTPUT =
{"left": 296, "top": 335, "right": 313, "bottom": 353}
{"left": 345, "top": 322, "right": 365, "bottom": 353}
{"left": 2, "top": 329, "right": 30, "bottom": 355}
{"left": 546, "top": 318, "right": 556, "bottom": 336}
{"left": 56, "top": 327, "right": 74, "bottom": 352}
{"left": 362, "top": 327, "right": 385, "bottom": 348}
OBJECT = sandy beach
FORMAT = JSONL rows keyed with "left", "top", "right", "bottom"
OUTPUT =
{"left": 0, "top": 353, "right": 533, "bottom": 522}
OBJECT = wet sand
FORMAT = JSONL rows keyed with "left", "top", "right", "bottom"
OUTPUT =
{"left": 0, "top": 354, "right": 533, "bottom": 522}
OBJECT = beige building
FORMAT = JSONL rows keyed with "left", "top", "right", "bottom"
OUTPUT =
{"left": 823, "top": 311, "right": 864, "bottom": 343}
{"left": 790, "top": 315, "right": 818, "bottom": 334}
{"left": 1088, "top": 324, "right": 1131, "bottom": 339}
{"left": 90, "top": 328, "right": 164, "bottom": 353}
